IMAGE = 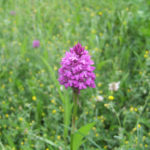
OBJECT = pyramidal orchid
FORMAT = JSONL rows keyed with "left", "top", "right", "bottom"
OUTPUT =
{"left": 58, "top": 43, "right": 96, "bottom": 149}
{"left": 32, "top": 40, "right": 40, "bottom": 48}
{"left": 58, "top": 43, "right": 96, "bottom": 93}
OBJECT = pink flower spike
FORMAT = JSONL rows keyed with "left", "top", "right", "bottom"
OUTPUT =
{"left": 10, "top": 11, "right": 16, "bottom": 15}
{"left": 58, "top": 43, "right": 96, "bottom": 93}
{"left": 33, "top": 40, "right": 40, "bottom": 48}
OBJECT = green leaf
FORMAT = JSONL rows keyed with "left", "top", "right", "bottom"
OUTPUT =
{"left": 0, "top": 141, "right": 5, "bottom": 150}
{"left": 71, "top": 122, "right": 96, "bottom": 150}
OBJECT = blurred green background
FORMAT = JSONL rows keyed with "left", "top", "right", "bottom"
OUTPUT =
{"left": 0, "top": 0, "right": 150, "bottom": 150}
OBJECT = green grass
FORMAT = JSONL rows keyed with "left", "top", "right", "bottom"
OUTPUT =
{"left": 0, "top": 0, "right": 150, "bottom": 149}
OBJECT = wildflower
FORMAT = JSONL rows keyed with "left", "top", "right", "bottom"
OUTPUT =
{"left": 91, "top": 29, "right": 96, "bottom": 34}
{"left": 132, "top": 127, "right": 136, "bottom": 132}
{"left": 144, "top": 54, "right": 148, "bottom": 58}
{"left": 104, "top": 103, "right": 109, "bottom": 108}
{"left": 2, "top": 84, "right": 5, "bottom": 89}
{"left": 134, "top": 107, "right": 138, "bottom": 112}
{"left": 143, "top": 136, "right": 146, "bottom": 141}
{"left": 145, "top": 144, "right": 148, "bottom": 148}
{"left": 96, "top": 95, "right": 104, "bottom": 102}
{"left": 42, "top": 112, "right": 45, "bottom": 117}
{"left": 9, "top": 71, "right": 13, "bottom": 75}
{"left": 92, "top": 127, "right": 96, "bottom": 131}
{"left": 19, "top": 117, "right": 23, "bottom": 122}
{"left": 140, "top": 144, "right": 142, "bottom": 147}
{"left": 54, "top": 66, "right": 58, "bottom": 71}
{"left": 67, "top": 40, "right": 70, "bottom": 44}
{"left": 41, "top": 69, "right": 45, "bottom": 73}
{"left": 99, "top": 12, "right": 103, "bottom": 16}
{"left": 145, "top": 50, "right": 149, "bottom": 54}
{"left": 57, "top": 135, "right": 61, "bottom": 140}
{"left": 130, "top": 106, "right": 134, "bottom": 112}
{"left": 137, "top": 124, "right": 141, "bottom": 128}
{"left": 52, "top": 109, "right": 56, "bottom": 114}
{"left": 108, "top": 82, "right": 120, "bottom": 91}
{"left": 108, "top": 96, "right": 114, "bottom": 100}
{"left": 5, "top": 114, "right": 9, "bottom": 118}
{"left": 144, "top": 50, "right": 149, "bottom": 58}
{"left": 128, "top": 89, "right": 131, "bottom": 92}
{"left": 33, "top": 9, "right": 37, "bottom": 13}
{"left": 50, "top": 85, "right": 54, "bottom": 88}
{"left": 40, "top": 83, "right": 43, "bottom": 87}
{"left": 58, "top": 43, "right": 96, "bottom": 93}
{"left": 9, "top": 78, "right": 12, "bottom": 82}
{"left": 99, "top": 32, "right": 103, "bottom": 37}
{"left": 26, "top": 58, "right": 30, "bottom": 62}
{"left": 32, "top": 96, "right": 36, "bottom": 101}
{"left": 99, "top": 90, "right": 103, "bottom": 94}
{"left": 51, "top": 99, "right": 55, "bottom": 104}
{"left": 98, "top": 83, "right": 102, "bottom": 87}
{"left": 59, "top": 106, "right": 64, "bottom": 112}
{"left": 90, "top": 12, "right": 95, "bottom": 17}
{"left": 123, "top": 21, "right": 127, "bottom": 25}
{"left": 32, "top": 40, "right": 40, "bottom": 48}
{"left": 96, "top": 73, "right": 99, "bottom": 77}
{"left": 60, "top": 86, "right": 63, "bottom": 91}
{"left": 10, "top": 11, "right": 16, "bottom": 15}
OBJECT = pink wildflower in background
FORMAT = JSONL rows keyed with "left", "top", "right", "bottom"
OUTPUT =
{"left": 10, "top": 11, "right": 16, "bottom": 15}
{"left": 58, "top": 43, "right": 96, "bottom": 92}
{"left": 32, "top": 40, "right": 40, "bottom": 48}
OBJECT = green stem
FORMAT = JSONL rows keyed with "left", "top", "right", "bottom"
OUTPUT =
{"left": 71, "top": 88, "right": 79, "bottom": 150}
{"left": 72, "top": 88, "right": 78, "bottom": 132}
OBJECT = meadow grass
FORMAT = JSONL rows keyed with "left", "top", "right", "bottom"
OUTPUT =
{"left": 0, "top": 0, "right": 150, "bottom": 149}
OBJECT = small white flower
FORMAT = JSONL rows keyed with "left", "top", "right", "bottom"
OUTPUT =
{"left": 59, "top": 147, "right": 62, "bottom": 150}
{"left": 60, "top": 86, "right": 63, "bottom": 91}
{"left": 96, "top": 95, "right": 104, "bottom": 102}
{"left": 109, "top": 82, "right": 120, "bottom": 91}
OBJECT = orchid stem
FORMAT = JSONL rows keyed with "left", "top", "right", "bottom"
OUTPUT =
{"left": 71, "top": 88, "right": 79, "bottom": 150}
{"left": 72, "top": 88, "right": 78, "bottom": 132}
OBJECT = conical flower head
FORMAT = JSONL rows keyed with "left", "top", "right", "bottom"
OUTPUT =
{"left": 70, "top": 43, "right": 85, "bottom": 55}
{"left": 58, "top": 43, "right": 96, "bottom": 92}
